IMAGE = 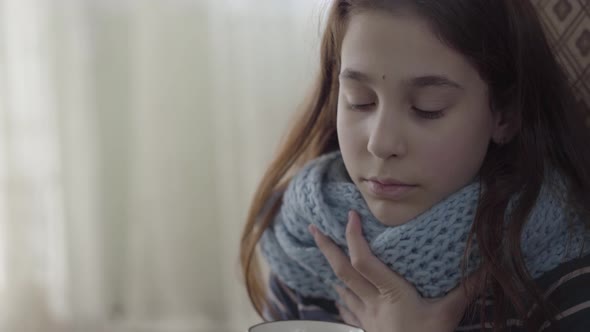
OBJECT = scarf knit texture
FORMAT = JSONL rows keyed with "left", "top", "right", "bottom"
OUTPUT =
{"left": 260, "top": 151, "right": 589, "bottom": 301}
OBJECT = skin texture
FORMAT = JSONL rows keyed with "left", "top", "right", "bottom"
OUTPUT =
{"left": 336, "top": 11, "right": 509, "bottom": 226}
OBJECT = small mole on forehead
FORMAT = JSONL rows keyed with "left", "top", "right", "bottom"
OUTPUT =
{"left": 382, "top": 75, "right": 386, "bottom": 80}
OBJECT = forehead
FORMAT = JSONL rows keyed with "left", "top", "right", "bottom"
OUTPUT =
{"left": 340, "top": 11, "right": 477, "bottom": 85}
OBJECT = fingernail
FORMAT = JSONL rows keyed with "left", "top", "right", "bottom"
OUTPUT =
{"left": 348, "top": 210, "right": 360, "bottom": 227}
{"left": 308, "top": 224, "right": 317, "bottom": 237}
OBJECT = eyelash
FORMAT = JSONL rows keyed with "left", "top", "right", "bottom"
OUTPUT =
{"left": 412, "top": 107, "right": 445, "bottom": 119}
{"left": 347, "top": 103, "right": 445, "bottom": 119}
{"left": 348, "top": 103, "right": 375, "bottom": 111}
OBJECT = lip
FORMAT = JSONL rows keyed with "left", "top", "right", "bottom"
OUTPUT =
{"left": 364, "top": 178, "right": 417, "bottom": 200}
{"left": 366, "top": 177, "right": 414, "bottom": 186}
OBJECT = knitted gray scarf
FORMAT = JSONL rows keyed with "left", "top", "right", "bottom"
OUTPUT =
{"left": 260, "top": 151, "right": 589, "bottom": 301}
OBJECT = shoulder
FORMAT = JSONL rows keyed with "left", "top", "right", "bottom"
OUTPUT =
{"left": 457, "top": 254, "right": 590, "bottom": 331}
{"left": 535, "top": 253, "right": 590, "bottom": 290}
{"left": 533, "top": 253, "right": 590, "bottom": 331}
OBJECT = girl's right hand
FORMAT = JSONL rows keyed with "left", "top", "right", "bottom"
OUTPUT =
{"left": 311, "top": 210, "right": 482, "bottom": 332}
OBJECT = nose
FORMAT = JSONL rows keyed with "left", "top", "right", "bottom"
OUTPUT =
{"left": 366, "top": 108, "right": 407, "bottom": 159}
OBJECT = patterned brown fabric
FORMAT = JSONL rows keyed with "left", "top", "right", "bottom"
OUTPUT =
{"left": 532, "top": 0, "right": 590, "bottom": 127}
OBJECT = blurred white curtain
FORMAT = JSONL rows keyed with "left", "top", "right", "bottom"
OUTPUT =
{"left": 0, "top": 0, "right": 322, "bottom": 331}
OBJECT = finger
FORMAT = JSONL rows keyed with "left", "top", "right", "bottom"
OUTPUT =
{"left": 336, "top": 303, "right": 362, "bottom": 328}
{"left": 346, "top": 210, "right": 414, "bottom": 298}
{"left": 309, "top": 225, "right": 379, "bottom": 300}
{"left": 334, "top": 284, "right": 364, "bottom": 314}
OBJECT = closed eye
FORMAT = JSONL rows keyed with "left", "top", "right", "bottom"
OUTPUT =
{"left": 348, "top": 103, "right": 376, "bottom": 111}
{"left": 347, "top": 103, "right": 445, "bottom": 119}
{"left": 412, "top": 107, "right": 445, "bottom": 119}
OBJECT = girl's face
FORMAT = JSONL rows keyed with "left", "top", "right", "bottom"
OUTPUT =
{"left": 337, "top": 11, "right": 505, "bottom": 226}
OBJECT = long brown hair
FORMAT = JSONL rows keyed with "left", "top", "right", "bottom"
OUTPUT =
{"left": 240, "top": 1, "right": 590, "bottom": 331}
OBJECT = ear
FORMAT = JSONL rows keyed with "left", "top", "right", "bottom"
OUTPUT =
{"left": 491, "top": 109, "right": 520, "bottom": 145}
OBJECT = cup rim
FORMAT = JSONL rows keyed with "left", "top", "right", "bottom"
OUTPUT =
{"left": 248, "top": 319, "right": 364, "bottom": 332}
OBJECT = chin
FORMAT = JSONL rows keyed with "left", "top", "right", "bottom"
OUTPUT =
{"left": 375, "top": 214, "right": 409, "bottom": 226}
{"left": 366, "top": 200, "right": 416, "bottom": 226}
{"left": 369, "top": 201, "right": 412, "bottom": 226}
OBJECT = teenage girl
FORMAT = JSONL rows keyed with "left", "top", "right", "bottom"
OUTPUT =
{"left": 241, "top": 1, "right": 590, "bottom": 331}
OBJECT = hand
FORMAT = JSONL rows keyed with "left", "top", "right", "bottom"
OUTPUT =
{"left": 309, "top": 210, "right": 479, "bottom": 332}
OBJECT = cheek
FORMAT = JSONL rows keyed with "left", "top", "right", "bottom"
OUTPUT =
{"left": 336, "top": 109, "right": 365, "bottom": 151}
{"left": 420, "top": 99, "right": 494, "bottom": 175}
{"left": 417, "top": 122, "right": 491, "bottom": 185}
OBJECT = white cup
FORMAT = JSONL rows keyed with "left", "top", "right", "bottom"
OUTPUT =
{"left": 248, "top": 320, "right": 365, "bottom": 332}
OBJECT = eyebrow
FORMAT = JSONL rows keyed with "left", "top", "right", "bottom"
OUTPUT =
{"left": 339, "top": 68, "right": 464, "bottom": 90}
